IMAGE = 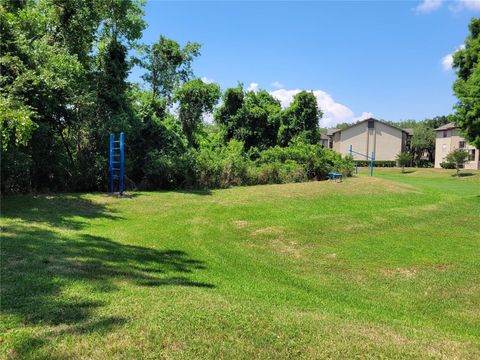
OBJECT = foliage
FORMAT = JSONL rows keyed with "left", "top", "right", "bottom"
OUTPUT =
{"left": 355, "top": 160, "right": 397, "bottom": 167}
{"left": 446, "top": 148, "right": 469, "bottom": 175}
{"left": 215, "top": 87, "right": 282, "bottom": 150}
{"left": 174, "top": 79, "right": 221, "bottom": 148}
{"left": 410, "top": 123, "right": 434, "bottom": 163}
{"left": 279, "top": 91, "right": 322, "bottom": 146}
{"left": 395, "top": 152, "right": 412, "bottom": 173}
{"left": 440, "top": 161, "right": 456, "bottom": 169}
{"left": 1, "top": 1, "right": 463, "bottom": 195}
{"left": 452, "top": 18, "right": 480, "bottom": 148}
{"left": 142, "top": 36, "right": 201, "bottom": 101}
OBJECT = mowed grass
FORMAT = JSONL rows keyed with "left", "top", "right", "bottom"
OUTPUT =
{"left": 1, "top": 168, "right": 479, "bottom": 359}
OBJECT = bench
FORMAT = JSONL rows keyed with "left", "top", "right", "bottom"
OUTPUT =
{"left": 328, "top": 172, "right": 343, "bottom": 182}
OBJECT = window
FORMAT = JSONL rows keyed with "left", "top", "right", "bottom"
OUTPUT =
{"left": 443, "top": 130, "right": 448, "bottom": 138}
{"left": 459, "top": 141, "right": 465, "bottom": 149}
{"left": 368, "top": 120, "right": 374, "bottom": 129}
{"left": 469, "top": 149, "right": 476, "bottom": 162}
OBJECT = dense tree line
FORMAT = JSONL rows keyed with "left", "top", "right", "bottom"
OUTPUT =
{"left": 0, "top": 1, "right": 350, "bottom": 194}
{"left": 2, "top": 3, "right": 476, "bottom": 194}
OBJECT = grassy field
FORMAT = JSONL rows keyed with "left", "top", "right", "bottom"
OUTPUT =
{"left": 1, "top": 168, "right": 479, "bottom": 359}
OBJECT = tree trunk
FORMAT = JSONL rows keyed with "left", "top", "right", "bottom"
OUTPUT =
{"left": 56, "top": 124, "right": 75, "bottom": 177}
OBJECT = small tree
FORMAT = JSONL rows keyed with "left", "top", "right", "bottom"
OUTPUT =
{"left": 446, "top": 149, "right": 469, "bottom": 176}
{"left": 395, "top": 152, "right": 412, "bottom": 173}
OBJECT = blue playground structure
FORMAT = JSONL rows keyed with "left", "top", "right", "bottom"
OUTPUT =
{"left": 349, "top": 144, "right": 375, "bottom": 176}
{"left": 109, "top": 132, "right": 124, "bottom": 194}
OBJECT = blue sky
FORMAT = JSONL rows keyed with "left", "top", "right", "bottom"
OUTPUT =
{"left": 130, "top": 0, "right": 480, "bottom": 127}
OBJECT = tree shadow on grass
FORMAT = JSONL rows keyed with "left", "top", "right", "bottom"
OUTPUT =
{"left": 173, "top": 188, "right": 212, "bottom": 196}
{"left": 1, "top": 195, "right": 213, "bottom": 358}
{"left": 451, "top": 172, "right": 476, "bottom": 177}
{"left": 1, "top": 194, "right": 122, "bottom": 230}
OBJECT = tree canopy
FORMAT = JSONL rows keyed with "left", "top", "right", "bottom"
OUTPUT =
{"left": 453, "top": 18, "right": 480, "bottom": 148}
{"left": 0, "top": 1, "right": 464, "bottom": 194}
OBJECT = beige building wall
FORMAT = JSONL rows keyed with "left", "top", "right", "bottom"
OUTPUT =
{"left": 435, "top": 128, "right": 480, "bottom": 170}
{"left": 337, "top": 121, "right": 404, "bottom": 161}
{"left": 339, "top": 122, "right": 368, "bottom": 159}
{"left": 372, "top": 122, "right": 404, "bottom": 161}
{"left": 332, "top": 132, "right": 341, "bottom": 152}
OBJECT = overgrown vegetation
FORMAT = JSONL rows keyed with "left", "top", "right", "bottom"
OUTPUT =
{"left": 0, "top": 1, "right": 350, "bottom": 194}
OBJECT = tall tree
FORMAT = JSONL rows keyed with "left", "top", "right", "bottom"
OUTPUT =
{"left": 143, "top": 36, "right": 201, "bottom": 102}
{"left": 214, "top": 87, "right": 282, "bottom": 150}
{"left": 214, "top": 84, "right": 245, "bottom": 142}
{"left": 410, "top": 123, "right": 435, "bottom": 163}
{"left": 452, "top": 18, "right": 480, "bottom": 148}
{"left": 279, "top": 91, "right": 322, "bottom": 146}
{"left": 174, "top": 79, "right": 221, "bottom": 147}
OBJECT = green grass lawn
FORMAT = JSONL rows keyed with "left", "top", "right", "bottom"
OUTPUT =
{"left": 1, "top": 168, "right": 480, "bottom": 359}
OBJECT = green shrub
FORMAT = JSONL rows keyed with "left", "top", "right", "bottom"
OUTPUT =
{"left": 143, "top": 139, "right": 353, "bottom": 190}
{"left": 334, "top": 155, "right": 355, "bottom": 177}
{"left": 354, "top": 160, "right": 396, "bottom": 167}
{"left": 440, "top": 161, "right": 456, "bottom": 169}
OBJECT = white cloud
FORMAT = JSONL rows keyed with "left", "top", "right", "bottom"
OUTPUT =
{"left": 441, "top": 44, "right": 464, "bottom": 71}
{"left": 271, "top": 81, "right": 284, "bottom": 89}
{"left": 247, "top": 82, "right": 259, "bottom": 92}
{"left": 414, "top": 0, "right": 443, "bottom": 13}
{"left": 201, "top": 76, "right": 214, "bottom": 84}
{"left": 269, "top": 88, "right": 373, "bottom": 128}
{"left": 354, "top": 112, "right": 374, "bottom": 122}
{"left": 450, "top": 0, "right": 480, "bottom": 12}
{"left": 441, "top": 54, "right": 454, "bottom": 71}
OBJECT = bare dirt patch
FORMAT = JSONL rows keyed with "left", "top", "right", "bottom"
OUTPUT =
{"left": 251, "top": 226, "right": 284, "bottom": 236}
{"left": 270, "top": 239, "right": 301, "bottom": 258}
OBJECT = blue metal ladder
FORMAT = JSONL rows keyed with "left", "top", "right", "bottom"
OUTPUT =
{"left": 109, "top": 132, "right": 124, "bottom": 194}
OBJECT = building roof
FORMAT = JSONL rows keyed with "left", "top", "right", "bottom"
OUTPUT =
{"left": 434, "top": 122, "right": 457, "bottom": 131}
{"left": 320, "top": 133, "right": 329, "bottom": 140}
{"left": 326, "top": 128, "right": 340, "bottom": 136}
{"left": 332, "top": 118, "right": 410, "bottom": 135}
{"left": 403, "top": 128, "right": 414, "bottom": 136}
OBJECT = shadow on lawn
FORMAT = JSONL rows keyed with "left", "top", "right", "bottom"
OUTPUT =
{"left": 1, "top": 195, "right": 213, "bottom": 358}
{"left": 451, "top": 172, "right": 476, "bottom": 177}
{"left": 1, "top": 194, "right": 122, "bottom": 230}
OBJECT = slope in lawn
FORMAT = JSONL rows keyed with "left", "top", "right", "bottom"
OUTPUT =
{"left": 1, "top": 169, "right": 479, "bottom": 359}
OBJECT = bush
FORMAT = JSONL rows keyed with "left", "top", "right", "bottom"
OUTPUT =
{"left": 440, "top": 161, "right": 456, "bottom": 169}
{"left": 143, "top": 150, "right": 194, "bottom": 189}
{"left": 255, "top": 140, "right": 338, "bottom": 180}
{"left": 354, "top": 160, "right": 396, "bottom": 167}
{"left": 248, "top": 161, "right": 307, "bottom": 185}
{"left": 140, "top": 139, "right": 354, "bottom": 190}
{"left": 334, "top": 155, "right": 355, "bottom": 177}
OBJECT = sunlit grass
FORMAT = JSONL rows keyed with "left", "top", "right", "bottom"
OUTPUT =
{"left": 1, "top": 168, "right": 479, "bottom": 359}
